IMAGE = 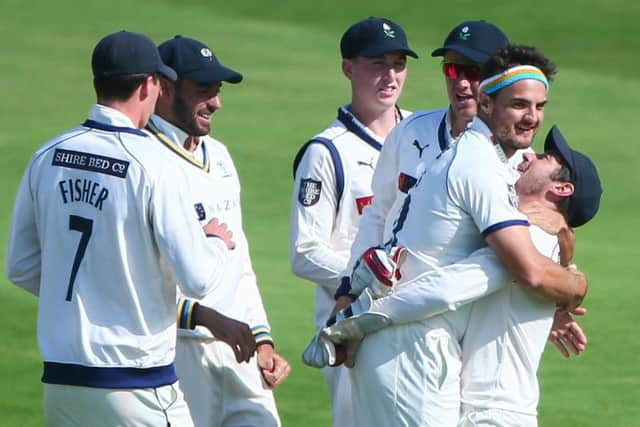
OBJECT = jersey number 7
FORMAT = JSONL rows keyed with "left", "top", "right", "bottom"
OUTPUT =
{"left": 66, "top": 215, "right": 93, "bottom": 301}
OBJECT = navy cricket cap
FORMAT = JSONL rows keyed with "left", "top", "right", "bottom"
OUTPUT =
{"left": 340, "top": 17, "right": 418, "bottom": 59}
{"left": 431, "top": 20, "right": 508, "bottom": 64}
{"left": 158, "top": 36, "right": 243, "bottom": 84}
{"left": 544, "top": 125, "right": 603, "bottom": 228}
{"left": 92, "top": 30, "right": 177, "bottom": 81}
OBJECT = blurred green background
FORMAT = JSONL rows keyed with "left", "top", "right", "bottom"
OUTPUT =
{"left": 1, "top": 0, "right": 638, "bottom": 425}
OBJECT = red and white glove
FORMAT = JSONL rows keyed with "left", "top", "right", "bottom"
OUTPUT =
{"left": 349, "top": 246, "right": 407, "bottom": 298}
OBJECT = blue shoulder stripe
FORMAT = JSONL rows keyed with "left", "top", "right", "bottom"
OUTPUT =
{"left": 482, "top": 219, "right": 530, "bottom": 237}
{"left": 292, "top": 137, "right": 344, "bottom": 212}
{"left": 337, "top": 108, "right": 383, "bottom": 151}
{"left": 82, "top": 120, "right": 148, "bottom": 137}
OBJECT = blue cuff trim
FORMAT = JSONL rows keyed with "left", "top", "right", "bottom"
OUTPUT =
{"left": 42, "top": 362, "right": 178, "bottom": 388}
{"left": 482, "top": 219, "right": 529, "bottom": 237}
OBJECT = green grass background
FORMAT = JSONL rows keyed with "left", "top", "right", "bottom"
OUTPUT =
{"left": 1, "top": 0, "right": 638, "bottom": 425}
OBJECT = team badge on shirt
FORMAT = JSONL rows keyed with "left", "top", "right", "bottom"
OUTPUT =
{"left": 299, "top": 178, "right": 322, "bottom": 206}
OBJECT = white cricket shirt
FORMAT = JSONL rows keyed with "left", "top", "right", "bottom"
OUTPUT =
{"left": 290, "top": 105, "right": 410, "bottom": 326}
{"left": 148, "top": 115, "right": 270, "bottom": 339}
{"left": 6, "top": 105, "right": 228, "bottom": 388}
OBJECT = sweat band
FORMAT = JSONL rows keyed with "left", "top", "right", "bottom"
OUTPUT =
{"left": 479, "top": 65, "right": 549, "bottom": 94}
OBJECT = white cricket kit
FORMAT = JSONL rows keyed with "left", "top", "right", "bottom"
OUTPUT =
{"left": 147, "top": 115, "right": 280, "bottom": 427}
{"left": 6, "top": 105, "right": 228, "bottom": 425}
{"left": 346, "top": 108, "right": 450, "bottom": 272}
{"left": 350, "top": 118, "right": 529, "bottom": 427}
{"left": 290, "top": 105, "right": 409, "bottom": 427}
{"left": 459, "top": 226, "right": 559, "bottom": 426}
{"left": 290, "top": 105, "right": 410, "bottom": 327}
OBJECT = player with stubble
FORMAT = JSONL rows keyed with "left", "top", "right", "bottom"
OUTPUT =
{"left": 307, "top": 44, "right": 593, "bottom": 426}
{"left": 6, "top": 30, "right": 235, "bottom": 426}
{"left": 147, "top": 35, "right": 291, "bottom": 427}
{"left": 289, "top": 17, "right": 417, "bottom": 427}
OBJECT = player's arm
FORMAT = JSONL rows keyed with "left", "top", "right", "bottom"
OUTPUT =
{"left": 450, "top": 147, "right": 586, "bottom": 310}
{"left": 370, "top": 246, "right": 510, "bottom": 324}
{"left": 152, "top": 172, "right": 229, "bottom": 299}
{"left": 486, "top": 225, "right": 586, "bottom": 309}
{"left": 289, "top": 143, "right": 348, "bottom": 289}
{"left": 177, "top": 298, "right": 256, "bottom": 363}
{"left": 6, "top": 162, "right": 42, "bottom": 295}
{"left": 345, "top": 128, "right": 402, "bottom": 273}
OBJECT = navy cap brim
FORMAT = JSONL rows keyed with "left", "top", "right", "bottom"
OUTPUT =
{"left": 359, "top": 46, "right": 419, "bottom": 59}
{"left": 158, "top": 64, "right": 177, "bottom": 81}
{"left": 431, "top": 46, "right": 487, "bottom": 64}
{"left": 180, "top": 64, "right": 243, "bottom": 84}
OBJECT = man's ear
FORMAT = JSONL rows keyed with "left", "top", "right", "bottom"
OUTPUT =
{"left": 478, "top": 92, "right": 492, "bottom": 116}
{"left": 551, "top": 181, "right": 575, "bottom": 198}
{"left": 342, "top": 59, "right": 353, "bottom": 79}
{"left": 159, "top": 78, "right": 173, "bottom": 99}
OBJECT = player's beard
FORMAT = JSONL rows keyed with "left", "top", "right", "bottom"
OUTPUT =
{"left": 172, "top": 91, "right": 210, "bottom": 137}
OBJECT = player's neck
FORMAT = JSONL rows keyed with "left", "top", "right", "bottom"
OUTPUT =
{"left": 349, "top": 103, "right": 398, "bottom": 139}
{"left": 98, "top": 99, "right": 146, "bottom": 129}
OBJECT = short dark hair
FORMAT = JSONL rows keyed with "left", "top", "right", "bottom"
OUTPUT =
{"left": 480, "top": 44, "right": 557, "bottom": 83}
{"left": 93, "top": 73, "right": 152, "bottom": 102}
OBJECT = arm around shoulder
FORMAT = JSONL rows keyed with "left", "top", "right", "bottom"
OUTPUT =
{"left": 486, "top": 225, "right": 587, "bottom": 310}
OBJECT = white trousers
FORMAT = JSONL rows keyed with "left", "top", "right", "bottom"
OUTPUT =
{"left": 44, "top": 382, "right": 194, "bottom": 427}
{"left": 322, "top": 365, "right": 354, "bottom": 427}
{"left": 175, "top": 337, "right": 280, "bottom": 427}
{"left": 349, "top": 318, "right": 463, "bottom": 427}
{"left": 458, "top": 405, "right": 537, "bottom": 427}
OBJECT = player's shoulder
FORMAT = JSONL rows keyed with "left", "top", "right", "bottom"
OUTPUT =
{"left": 398, "top": 107, "right": 447, "bottom": 129}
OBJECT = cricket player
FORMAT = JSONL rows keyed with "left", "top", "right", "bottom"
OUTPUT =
{"left": 318, "top": 44, "right": 590, "bottom": 426}
{"left": 310, "top": 126, "right": 601, "bottom": 427}
{"left": 5, "top": 31, "right": 232, "bottom": 426}
{"left": 289, "top": 17, "right": 417, "bottom": 426}
{"left": 337, "top": 21, "right": 510, "bottom": 295}
{"left": 147, "top": 35, "right": 290, "bottom": 427}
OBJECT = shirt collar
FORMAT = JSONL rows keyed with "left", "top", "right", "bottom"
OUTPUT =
{"left": 89, "top": 104, "right": 140, "bottom": 129}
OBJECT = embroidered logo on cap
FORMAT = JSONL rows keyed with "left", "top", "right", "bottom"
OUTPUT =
{"left": 383, "top": 23, "right": 396, "bottom": 38}
{"left": 458, "top": 26, "right": 471, "bottom": 41}
{"left": 201, "top": 48, "right": 213, "bottom": 58}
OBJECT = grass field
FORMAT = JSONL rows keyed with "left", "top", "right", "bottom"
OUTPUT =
{"left": 1, "top": 0, "right": 639, "bottom": 425}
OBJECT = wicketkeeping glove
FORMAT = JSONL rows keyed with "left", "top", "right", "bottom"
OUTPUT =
{"left": 302, "top": 329, "right": 342, "bottom": 368}
{"left": 323, "top": 289, "right": 391, "bottom": 367}
{"left": 349, "top": 246, "right": 407, "bottom": 298}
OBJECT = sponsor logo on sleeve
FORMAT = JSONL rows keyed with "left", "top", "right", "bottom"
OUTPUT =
{"left": 298, "top": 178, "right": 322, "bottom": 207}
{"left": 194, "top": 203, "right": 206, "bottom": 221}
{"left": 52, "top": 149, "right": 129, "bottom": 179}
{"left": 356, "top": 195, "right": 373, "bottom": 215}
{"left": 398, "top": 173, "right": 417, "bottom": 194}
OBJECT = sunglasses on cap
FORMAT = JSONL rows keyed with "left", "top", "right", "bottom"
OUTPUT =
{"left": 442, "top": 61, "right": 481, "bottom": 81}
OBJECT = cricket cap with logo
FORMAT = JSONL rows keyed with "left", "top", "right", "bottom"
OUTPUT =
{"left": 340, "top": 17, "right": 418, "bottom": 59}
{"left": 92, "top": 30, "right": 177, "bottom": 81}
{"left": 431, "top": 20, "right": 508, "bottom": 64}
{"left": 158, "top": 35, "right": 243, "bottom": 84}
{"left": 544, "top": 125, "right": 603, "bottom": 228}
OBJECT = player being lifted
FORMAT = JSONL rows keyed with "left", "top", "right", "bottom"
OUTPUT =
{"left": 289, "top": 17, "right": 417, "bottom": 427}
{"left": 307, "top": 45, "right": 601, "bottom": 426}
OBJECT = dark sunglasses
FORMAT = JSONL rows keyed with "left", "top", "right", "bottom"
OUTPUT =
{"left": 442, "top": 61, "right": 481, "bottom": 81}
